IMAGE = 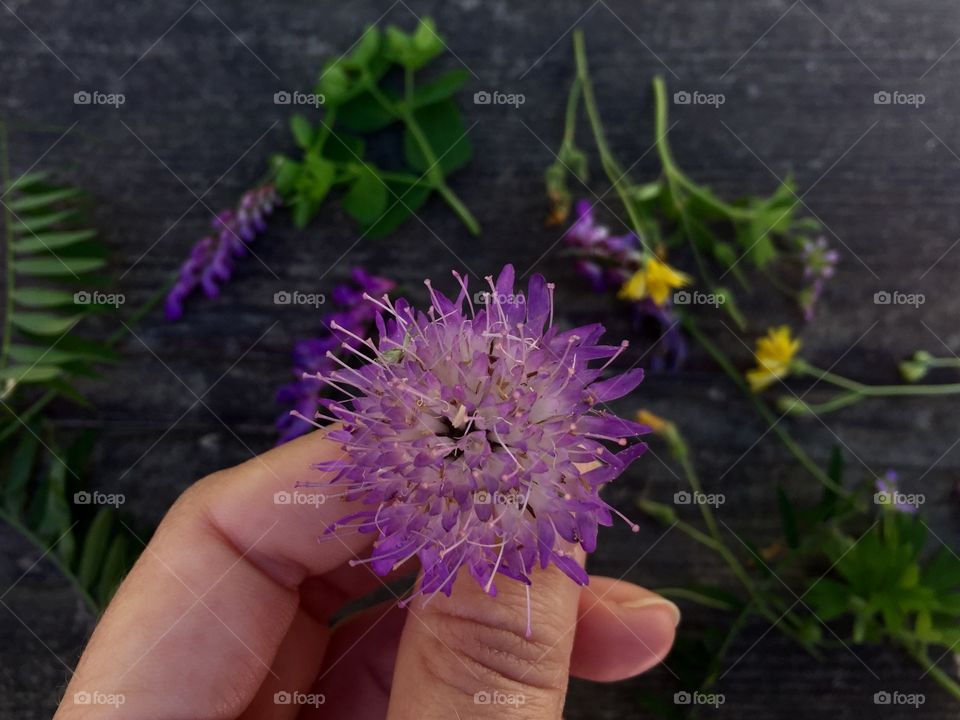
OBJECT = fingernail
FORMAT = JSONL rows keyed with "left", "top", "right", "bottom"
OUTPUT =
{"left": 618, "top": 597, "right": 681, "bottom": 627}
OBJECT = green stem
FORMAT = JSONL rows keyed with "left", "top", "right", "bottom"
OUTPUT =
{"left": 364, "top": 74, "right": 480, "bottom": 235}
{"left": 572, "top": 30, "right": 650, "bottom": 252}
{"left": 797, "top": 360, "right": 960, "bottom": 397}
{"left": 562, "top": 77, "right": 581, "bottom": 148}
{"left": 0, "top": 121, "right": 12, "bottom": 372}
{"left": 904, "top": 644, "right": 960, "bottom": 701}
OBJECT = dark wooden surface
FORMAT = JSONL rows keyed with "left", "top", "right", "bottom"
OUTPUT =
{"left": 2, "top": 0, "right": 960, "bottom": 717}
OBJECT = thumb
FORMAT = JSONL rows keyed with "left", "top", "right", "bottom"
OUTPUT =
{"left": 386, "top": 547, "right": 585, "bottom": 720}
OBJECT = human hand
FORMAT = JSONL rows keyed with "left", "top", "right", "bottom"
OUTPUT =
{"left": 55, "top": 430, "right": 678, "bottom": 719}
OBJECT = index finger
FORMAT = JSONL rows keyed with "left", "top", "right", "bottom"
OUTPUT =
{"left": 55, "top": 430, "right": 373, "bottom": 719}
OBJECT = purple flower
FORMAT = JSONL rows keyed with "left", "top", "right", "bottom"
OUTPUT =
{"left": 799, "top": 236, "right": 838, "bottom": 321}
{"left": 275, "top": 268, "right": 395, "bottom": 444}
{"left": 165, "top": 185, "right": 278, "bottom": 321}
{"left": 305, "top": 265, "right": 648, "bottom": 613}
{"left": 875, "top": 470, "right": 919, "bottom": 514}
{"left": 565, "top": 200, "right": 643, "bottom": 292}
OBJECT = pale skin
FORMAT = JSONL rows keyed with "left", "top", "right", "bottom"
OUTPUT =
{"left": 54, "top": 430, "right": 679, "bottom": 719}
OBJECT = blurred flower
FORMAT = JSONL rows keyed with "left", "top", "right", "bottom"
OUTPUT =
{"left": 165, "top": 185, "right": 278, "bottom": 321}
{"left": 275, "top": 268, "right": 395, "bottom": 444}
{"left": 874, "top": 470, "right": 918, "bottom": 514}
{"left": 312, "top": 265, "right": 648, "bottom": 607}
{"left": 798, "top": 236, "right": 838, "bottom": 321}
{"left": 564, "top": 200, "right": 643, "bottom": 292}
{"left": 618, "top": 256, "right": 692, "bottom": 306}
{"left": 747, "top": 326, "right": 801, "bottom": 392}
{"left": 899, "top": 350, "right": 933, "bottom": 383}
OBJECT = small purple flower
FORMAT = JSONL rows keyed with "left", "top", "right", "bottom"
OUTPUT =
{"left": 304, "top": 265, "right": 648, "bottom": 613}
{"left": 799, "top": 236, "right": 838, "bottom": 321}
{"left": 875, "top": 470, "right": 919, "bottom": 514}
{"left": 275, "top": 268, "right": 395, "bottom": 444}
{"left": 565, "top": 200, "right": 643, "bottom": 292}
{"left": 165, "top": 185, "right": 278, "bottom": 321}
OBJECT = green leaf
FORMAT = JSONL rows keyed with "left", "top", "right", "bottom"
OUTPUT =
{"left": 342, "top": 165, "right": 389, "bottom": 225}
{"left": 403, "top": 99, "right": 472, "bottom": 175}
{"left": 77, "top": 509, "right": 113, "bottom": 589}
{"left": 11, "top": 209, "right": 77, "bottom": 234}
{"left": 302, "top": 155, "right": 336, "bottom": 202}
{"left": 11, "top": 288, "right": 78, "bottom": 308}
{"left": 776, "top": 485, "right": 800, "bottom": 549}
{"left": 7, "top": 188, "right": 81, "bottom": 213}
{"left": 0, "top": 365, "right": 63, "bottom": 383}
{"left": 6, "top": 171, "right": 49, "bottom": 191}
{"left": 362, "top": 181, "right": 431, "bottom": 238}
{"left": 289, "top": 114, "right": 315, "bottom": 149}
{"left": 3, "top": 432, "right": 39, "bottom": 515}
{"left": 29, "top": 459, "right": 72, "bottom": 542}
{"left": 11, "top": 312, "right": 81, "bottom": 336}
{"left": 410, "top": 69, "right": 469, "bottom": 108}
{"left": 16, "top": 257, "right": 106, "bottom": 277}
{"left": 97, "top": 535, "right": 130, "bottom": 606}
{"left": 336, "top": 91, "right": 397, "bottom": 133}
{"left": 320, "top": 134, "right": 366, "bottom": 164}
{"left": 922, "top": 549, "right": 960, "bottom": 592}
{"left": 12, "top": 229, "right": 97, "bottom": 254}
{"left": 345, "top": 25, "right": 381, "bottom": 69}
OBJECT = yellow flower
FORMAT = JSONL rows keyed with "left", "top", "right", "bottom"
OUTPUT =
{"left": 746, "top": 326, "right": 801, "bottom": 392}
{"left": 618, "top": 257, "right": 692, "bottom": 306}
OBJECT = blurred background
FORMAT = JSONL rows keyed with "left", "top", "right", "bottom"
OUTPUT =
{"left": 1, "top": 0, "right": 959, "bottom": 717}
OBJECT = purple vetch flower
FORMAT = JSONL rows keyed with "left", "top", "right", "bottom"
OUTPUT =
{"left": 165, "top": 185, "right": 278, "bottom": 321}
{"left": 875, "top": 470, "right": 919, "bottom": 514}
{"left": 564, "top": 200, "right": 643, "bottom": 292}
{"left": 276, "top": 268, "right": 395, "bottom": 444}
{"left": 299, "top": 265, "right": 648, "bottom": 620}
{"left": 799, "top": 236, "right": 838, "bottom": 321}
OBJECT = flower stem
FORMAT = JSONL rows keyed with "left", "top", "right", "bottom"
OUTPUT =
{"left": 904, "top": 643, "right": 960, "bottom": 701}
{"left": 796, "top": 360, "right": 960, "bottom": 397}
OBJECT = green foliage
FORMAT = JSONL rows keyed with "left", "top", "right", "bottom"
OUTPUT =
{"left": 0, "top": 170, "right": 117, "bottom": 413}
{"left": 0, "top": 427, "right": 142, "bottom": 610}
{"left": 272, "top": 18, "right": 479, "bottom": 236}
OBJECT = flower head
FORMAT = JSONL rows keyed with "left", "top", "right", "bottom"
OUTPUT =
{"left": 618, "top": 256, "right": 692, "bottom": 306}
{"left": 165, "top": 185, "right": 278, "bottom": 321}
{"left": 564, "top": 200, "right": 643, "bottom": 292}
{"left": 746, "top": 326, "right": 801, "bottom": 392}
{"left": 306, "top": 265, "right": 648, "bottom": 606}
{"left": 874, "top": 470, "right": 919, "bottom": 514}
{"left": 798, "top": 236, "right": 838, "bottom": 321}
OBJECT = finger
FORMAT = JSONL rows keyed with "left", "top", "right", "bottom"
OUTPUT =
{"left": 56, "top": 430, "right": 374, "bottom": 720}
{"left": 570, "top": 577, "right": 679, "bottom": 682}
{"left": 386, "top": 547, "right": 587, "bottom": 720}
